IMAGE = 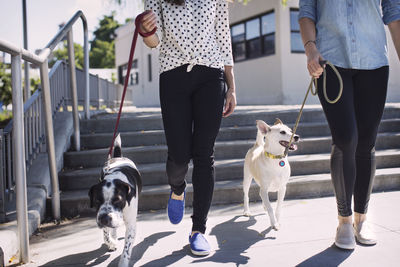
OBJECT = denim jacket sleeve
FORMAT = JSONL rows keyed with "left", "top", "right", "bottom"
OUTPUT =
{"left": 382, "top": 0, "right": 400, "bottom": 25}
{"left": 298, "top": 0, "right": 317, "bottom": 22}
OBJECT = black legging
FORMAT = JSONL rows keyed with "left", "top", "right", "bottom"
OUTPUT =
{"left": 317, "top": 65, "right": 389, "bottom": 217}
{"left": 159, "top": 64, "right": 226, "bottom": 233}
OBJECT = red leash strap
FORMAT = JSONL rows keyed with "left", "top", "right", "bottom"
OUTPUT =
{"left": 107, "top": 11, "right": 157, "bottom": 157}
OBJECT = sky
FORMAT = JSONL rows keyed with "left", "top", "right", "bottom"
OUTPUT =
{"left": 0, "top": 0, "right": 144, "bottom": 61}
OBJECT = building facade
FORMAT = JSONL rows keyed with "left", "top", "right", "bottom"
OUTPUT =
{"left": 115, "top": 0, "right": 400, "bottom": 107}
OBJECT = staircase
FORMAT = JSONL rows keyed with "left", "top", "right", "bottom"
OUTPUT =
{"left": 58, "top": 105, "right": 400, "bottom": 217}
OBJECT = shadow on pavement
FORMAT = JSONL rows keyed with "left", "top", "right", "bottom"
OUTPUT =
{"left": 296, "top": 244, "right": 353, "bottom": 267}
{"left": 38, "top": 244, "right": 111, "bottom": 267}
{"left": 138, "top": 245, "right": 189, "bottom": 267}
{"left": 193, "top": 214, "right": 273, "bottom": 266}
{"left": 108, "top": 231, "right": 176, "bottom": 267}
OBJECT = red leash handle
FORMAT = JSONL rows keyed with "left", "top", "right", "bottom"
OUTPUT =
{"left": 107, "top": 11, "right": 157, "bottom": 157}
{"left": 136, "top": 11, "right": 157, "bottom": 37}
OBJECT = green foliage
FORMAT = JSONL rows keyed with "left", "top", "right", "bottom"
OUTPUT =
{"left": 0, "top": 110, "right": 12, "bottom": 128}
{"left": 111, "top": 72, "right": 117, "bottom": 83}
{"left": 30, "top": 77, "right": 41, "bottom": 94}
{"left": 50, "top": 41, "right": 84, "bottom": 69}
{"left": 90, "top": 40, "right": 116, "bottom": 68}
{"left": 0, "top": 62, "right": 12, "bottom": 106}
{"left": 90, "top": 12, "right": 121, "bottom": 68}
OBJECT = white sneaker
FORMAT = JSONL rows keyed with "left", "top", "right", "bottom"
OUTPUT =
{"left": 354, "top": 221, "right": 377, "bottom": 245}
{"left": 335, "top": 223, "right": 356, "bottom": 250}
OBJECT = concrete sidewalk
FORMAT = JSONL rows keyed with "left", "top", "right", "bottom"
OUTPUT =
{"left": 14, "top": 191, "right": 400, "bottom": 267}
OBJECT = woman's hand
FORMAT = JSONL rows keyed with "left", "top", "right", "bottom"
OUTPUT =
{"left": 305, "top": 43, "right": 324, "bottom": 78}
{"left": 223, "top": 88, "right": 236, "bottom": 118}
{"left": 140, "top": 10, "right": 157, "bottom": 34}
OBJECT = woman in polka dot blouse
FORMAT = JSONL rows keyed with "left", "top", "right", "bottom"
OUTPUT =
{"left": 141, "top": 0, "right": 236, "bottom": 256}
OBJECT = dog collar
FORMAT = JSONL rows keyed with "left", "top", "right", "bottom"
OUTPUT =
{"left": 264, "top": 151, "right": 285, "bottom": 160}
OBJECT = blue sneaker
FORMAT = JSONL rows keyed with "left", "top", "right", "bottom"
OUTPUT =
{"left": 167, "top": 191, "right": 185, "bottom": 224}
{"left": 189, "top": 232, "right": 211, "bottom": 256}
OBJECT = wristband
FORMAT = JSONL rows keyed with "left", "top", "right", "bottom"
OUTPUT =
{"left": 304, "top": 40, "right": 316, "bottom": 48}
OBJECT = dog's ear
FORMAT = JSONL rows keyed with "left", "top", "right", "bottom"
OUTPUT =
{"left": 274, "top": 118, "right": 283, "bottom": 125}
{"left": 88, "top": 184, "right": 98, "bottom": 208}
{"left": 256, "top": 120, "right": 270, "bottom": 134}
{"left": 114, "top": 179, "right": 136, "bottom": 206}
{"left": 88, "top": 181, "right": 105, "bottom": 208}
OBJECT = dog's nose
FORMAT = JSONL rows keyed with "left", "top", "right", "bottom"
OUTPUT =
{"left": 294, "top": 135, "right": 300, "bottom": 142}
{"left": 99, "top": 214, "right": 112, "bottom": 226}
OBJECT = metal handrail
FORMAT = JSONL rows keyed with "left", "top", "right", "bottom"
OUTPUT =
{"left": 0, "top": 10, "right": 89, "bottom": 264}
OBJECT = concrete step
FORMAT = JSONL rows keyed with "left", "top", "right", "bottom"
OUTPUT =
{"left": 79, "top": 106, "right": 400, "bottom": 134}
{"left": 64, "top": 133, "right": 400, "bottom": 168}
{"left": 60, "top": 148, "right": 400, "bottom": 190}
{"left": 79, "top": 119, "right": 400, "bottom": 149}
{"left": 58, "top": 167, "right": 400, "bottom": 217}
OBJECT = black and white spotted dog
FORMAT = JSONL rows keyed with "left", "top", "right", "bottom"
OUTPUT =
{"left": 88, "top": 134, "right": 142, "bottom": 267}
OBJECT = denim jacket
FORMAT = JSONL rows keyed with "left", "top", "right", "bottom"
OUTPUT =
{"left": 299, "top": 0, "right": 400, "bottom": 70}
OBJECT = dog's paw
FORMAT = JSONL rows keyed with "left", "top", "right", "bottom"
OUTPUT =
{"left": 243, "top": 211, "right": 252, "bottom": 217}
{"left": 272, "top": 223, "right": 281, "bottom": 231}
{"left": 106, "top": 243, "right": 117, "bottom": 251}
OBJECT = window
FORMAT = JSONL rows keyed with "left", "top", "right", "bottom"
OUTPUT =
{"left": 261, "top": 13, "right": 275, "bottom": 56}
{"left": 118, "top": 59, "right": 139, "bottom": 86}
{"left": 231, "top": 11, "right": 275, "bottom": 62}
{"left": 231, "top": 24, "right": 246, "bottom": 61}
{"left": 290, "top": 9, "right": 304, "bottom": 53}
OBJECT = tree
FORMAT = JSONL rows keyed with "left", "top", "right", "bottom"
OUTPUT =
{"left": 90, "top": 12, "right": 121, "bottom": 68}
{"left": 0, "top": 62, "right": 12, "bottom": 106}
{"left": 50, "top": 41, "right": 84, "bottom": 69}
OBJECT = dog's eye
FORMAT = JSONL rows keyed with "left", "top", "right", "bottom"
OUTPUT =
{"left": 112, "top": 197, "right": 122, "bottom": 204}
{"left": 280, "top": 131, "right": 286, "bottom": 135}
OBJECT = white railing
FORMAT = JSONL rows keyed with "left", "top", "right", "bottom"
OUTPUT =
{"left": 0, "top": 10, "right": 89, "bottom": 264}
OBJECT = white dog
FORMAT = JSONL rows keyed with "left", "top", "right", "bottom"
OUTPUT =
{"left": 88, "top": 134, "right": 142, "bottom": 267}
{"left": 243, "top": 119, "right": 299, "bottom": 230}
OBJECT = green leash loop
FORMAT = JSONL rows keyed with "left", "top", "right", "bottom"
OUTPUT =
{"left": 283, "top": 60, "right": 343, "bottom": 157}
{"left": 311, "top": 60, "right": 343, "bottom": 104}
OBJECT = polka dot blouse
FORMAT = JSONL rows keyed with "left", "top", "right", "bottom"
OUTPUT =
{"left": 145, "top": 0, "right": 234, "bottom": 73}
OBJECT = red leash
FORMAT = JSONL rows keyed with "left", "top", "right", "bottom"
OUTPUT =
{"left": 107, "top": 11, "right": 156, "bottom": 157}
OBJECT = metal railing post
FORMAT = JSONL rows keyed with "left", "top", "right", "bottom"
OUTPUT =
{"left": 97, "top": 75, "right": 101, "bottom": 109}
{"left": 67, "top": 30, "right": 80, "bottom": 151}
{"left": 39, "top": 56, "right": 60, "bottom": 221}
{"left": 84, "top": 26, "right": 90, "bottom": 119}
{"left": 0, "top": 129, "right": 5, "bottom": 223}
{"left": 22, "top": 0, "right": 30, "bottom": 102}
{"left": 11, "top": 53, "right": 30, "bottom": 263}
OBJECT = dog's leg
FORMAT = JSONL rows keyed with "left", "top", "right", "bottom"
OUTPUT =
{"left": 119, "top": 198, "right": 138, "bottom": 267}
{"left": 243, "top": 163, "right": 252, "bottom": 217}
{"left": 103, "top": 227, "right": 117, "bottom": 251}
{"left": 259, "top": 185, "right": 279, "bottom": 230}
{"left": 275, "top": 186, "right": 287, "bottom": 229}
{"left": 118, "top": 224, "right": 136, "bottom": 267}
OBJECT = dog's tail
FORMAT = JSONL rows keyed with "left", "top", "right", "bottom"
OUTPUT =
{"left": 113, "top": 133, "right": 122, "bottom": 158}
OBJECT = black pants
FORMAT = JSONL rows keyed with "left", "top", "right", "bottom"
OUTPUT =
{"left": 159, "top": 64, "right": 226, "bottom": 233}
{"left": 318, "top": 65, "right": 389, "bottom": 217}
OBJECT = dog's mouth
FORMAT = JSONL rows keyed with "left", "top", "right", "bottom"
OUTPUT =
{"left": 279, "top": 141, "right": 298, "bottom": 151}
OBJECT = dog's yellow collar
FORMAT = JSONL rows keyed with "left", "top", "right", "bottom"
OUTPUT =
{"left": 264, "top": 151, "right": 285, "bottom": 159}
